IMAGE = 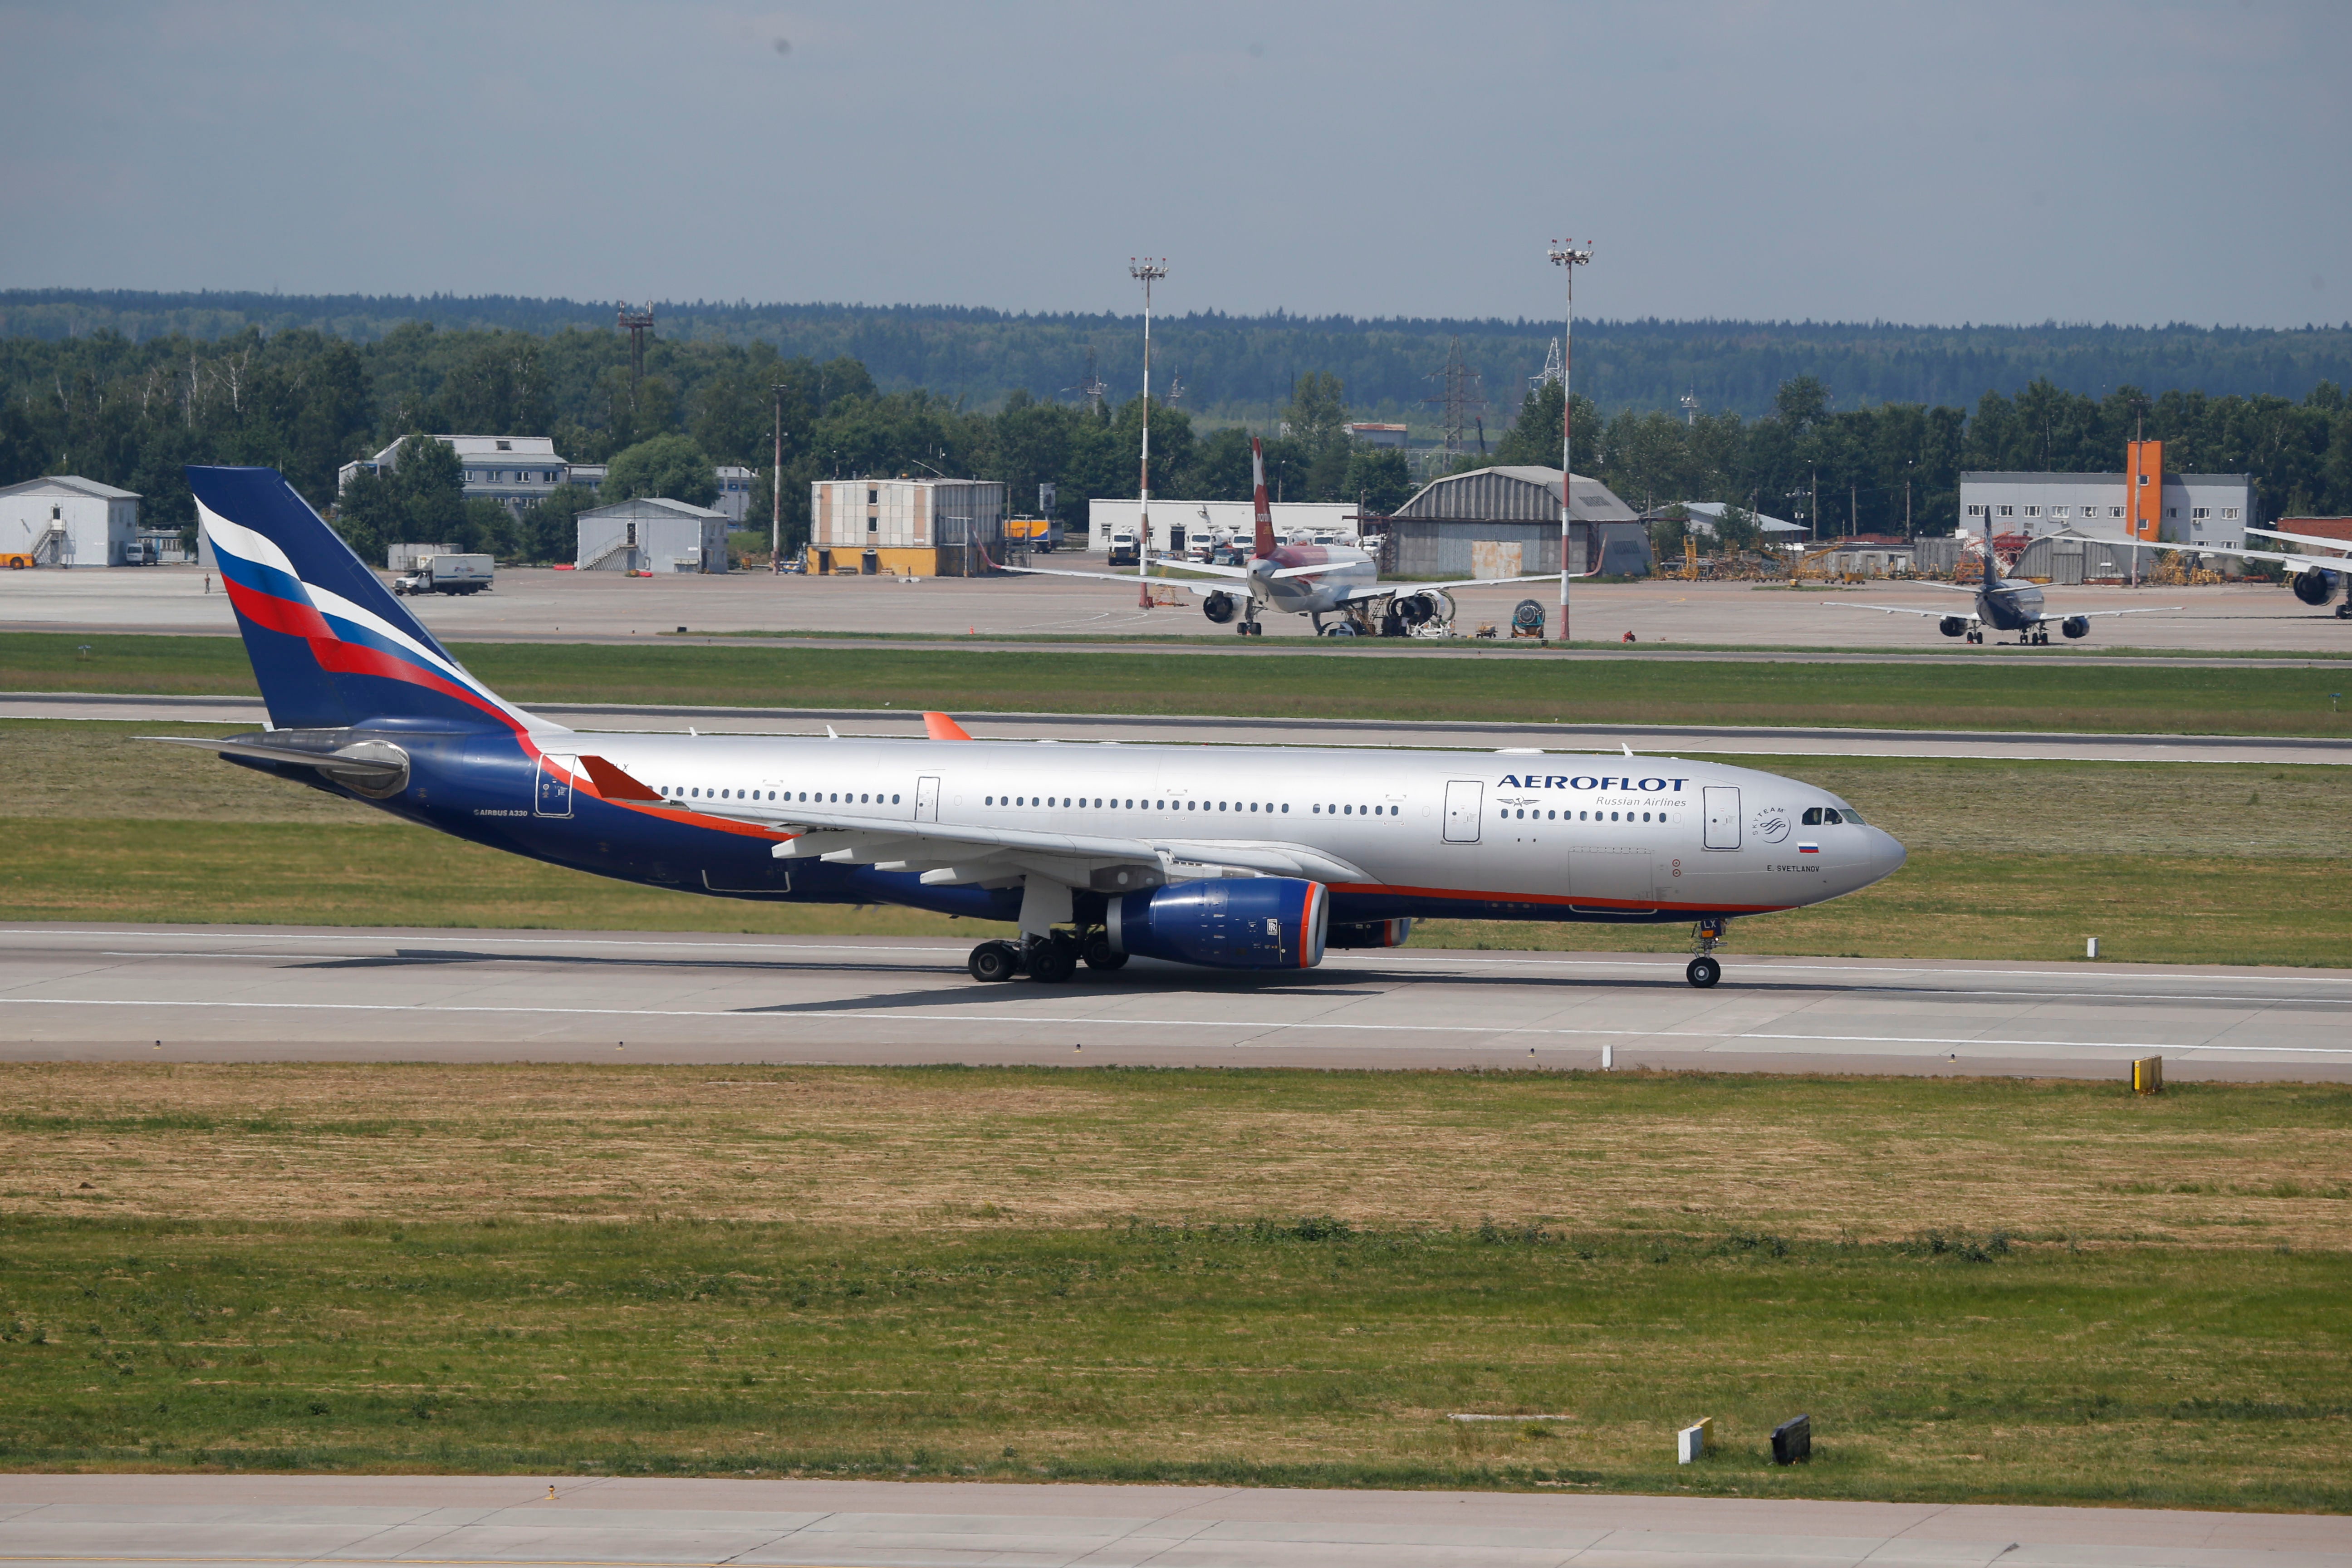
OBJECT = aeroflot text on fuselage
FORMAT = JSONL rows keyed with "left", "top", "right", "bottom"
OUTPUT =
{"left": 1499, "top": 773, "right": 1689, "bottom": 791}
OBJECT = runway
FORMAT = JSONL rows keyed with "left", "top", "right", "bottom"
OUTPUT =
{"left": 6, "top": 923, "right": 2349, "bottom": 1080}
{"left": 10, "top": 690, "right": 2348, "bottom": 765}
{"left": 0, "top": 1474, "right": 2340, "bottom": 1568}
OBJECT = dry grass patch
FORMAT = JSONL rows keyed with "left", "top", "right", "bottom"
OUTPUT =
{"left": 7, "top": 1064, "right": 2351, "bottom": 1250}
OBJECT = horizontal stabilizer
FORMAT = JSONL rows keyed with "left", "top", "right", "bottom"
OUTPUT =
{"left": 141, "top": 734, "right": 407, "bottom": 782}
{"left": 579, "top": 754, "right": 663, "bottom": 801}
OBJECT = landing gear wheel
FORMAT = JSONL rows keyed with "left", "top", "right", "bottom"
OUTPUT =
{"left": 1028, "top": 941, "right": 1078, "bottom": 984}
{"left": 1686, "top": 955, "right": 1722, "bottom": 989}
{"left": 968, "top": 941, "right": 1019, "bottom": 983}
{"left": 1083, "top": 936, "right": 1128, "bottom": 971}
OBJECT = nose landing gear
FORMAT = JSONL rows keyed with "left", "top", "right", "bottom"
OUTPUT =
{"left": 1686, "top": 918, "right": 1729, "bottom": 988}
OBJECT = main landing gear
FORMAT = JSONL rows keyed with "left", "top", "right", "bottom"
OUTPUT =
{"left": 967, "top": 928, "right": 1126, "bottom": 983}
{"left": 1685, "top": 918, "right": 1729, "bottom": 989}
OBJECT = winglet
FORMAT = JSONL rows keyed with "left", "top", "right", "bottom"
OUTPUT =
{"left": 579, "top": 755, "right": 663, "bottom": 801}
{"left": 1621, "top": 742, "right": 1635, "bottom": 758}
{"left": 924, "top": 711, "right": 973, "bottom": 741}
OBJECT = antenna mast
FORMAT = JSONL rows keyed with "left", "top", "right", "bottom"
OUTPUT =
{"left": 1548, "top": 237, "right": 1593, "bottom": 643}
{"left": 1423, "top": 337, "right": 1486, "bottom": 464}
{"left": 1129, "top": 258, "right": 1168, "bottom": 608}
{"left": 617, "top": 304, "right": 655, "bottom": 392}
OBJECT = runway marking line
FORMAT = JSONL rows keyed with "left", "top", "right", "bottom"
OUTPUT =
{"left": 6, "top": 995, "right": 2350, "bottom": 1055}
{"left": 74, "top": 955, "right": 2352, "bottom": 1009}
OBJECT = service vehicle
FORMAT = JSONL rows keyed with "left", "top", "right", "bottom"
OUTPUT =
{"left": 391, "top": 552, "right": 494, "bottom": 596}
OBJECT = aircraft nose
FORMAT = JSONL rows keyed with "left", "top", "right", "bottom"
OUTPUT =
{"left": 1863, "top": 826, "right": 1907, "bottom": 885}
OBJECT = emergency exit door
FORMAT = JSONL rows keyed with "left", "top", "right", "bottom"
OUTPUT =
{"left": 534, "top": 754, "right": 578, "bottom": 818}
{"left": 1442, "top": 780, "right": 1483, "bottom": 843}
{"left": 915, "top": 775, "right": 941, "bottom": 822}
{"left": 1703, "top": 786, "right": 1740, "bottom": 850}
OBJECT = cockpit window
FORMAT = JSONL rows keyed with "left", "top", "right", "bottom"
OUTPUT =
{"left": 1801, "top": 807, "right": 1823, "bottom": 825}
{"left": 1836, "top": 806, "right": 1865, "bottom": 824}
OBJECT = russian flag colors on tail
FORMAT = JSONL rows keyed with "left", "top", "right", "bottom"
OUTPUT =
{"left": 189, "top": 466, "right": 547, "bottom": 737}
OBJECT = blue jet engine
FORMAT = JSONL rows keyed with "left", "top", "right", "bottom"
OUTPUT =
{"left": 1107, "top": 877, "right": 1328, "bottom": 969}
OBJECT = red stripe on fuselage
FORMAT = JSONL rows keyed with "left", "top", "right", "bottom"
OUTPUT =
{"left": 1326, "top": 881, "right": 1794, "bottom": 915}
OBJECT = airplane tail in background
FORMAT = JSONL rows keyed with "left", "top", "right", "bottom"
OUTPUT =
{"left": 187, "top": 466, "right": 543, "bottom": 736}
{"left": 1979, "top": 512, "right": 2005, "bottom": 589}
{"left": 1251, "top": 436, "right": 1276, "bottom": 558}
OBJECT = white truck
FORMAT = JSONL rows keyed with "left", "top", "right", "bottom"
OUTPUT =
{"left": 391, "top": 553, "right": 494, "bottom": 596}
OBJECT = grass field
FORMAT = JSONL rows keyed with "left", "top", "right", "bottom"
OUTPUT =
{"left": 7, "top": 631, "right": 2352, "bottom": 735}
{"left": 2, "top": 1065, "right": 2347, "bottom": 1507}
{"left": 5, "top": 720, "right": 2346, "bottom": 963}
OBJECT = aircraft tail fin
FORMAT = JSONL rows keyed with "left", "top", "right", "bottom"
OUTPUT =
{"left": 1979, "top": 511, "right": 2005, "bottom": 589}
{"left": 1251, "top": 436, "right": 1276, "bottom": 558}
{"left": 188, "top": 465, "right": 542, "bottom": 736}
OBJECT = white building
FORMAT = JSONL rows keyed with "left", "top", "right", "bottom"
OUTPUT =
{"left": 1086, "top": 498, "right": 1359, "bottom": 557}
{"left": 1958, "top": 470, "right": 2257, "bottom": 553}
{"left": 573, "top": 497, "right": 731, "bottom": 573}
{"left": 1672, "top": 501, "right": 1809, "bottom": 548}
{"left": 713, "top": 466, "right": 759, "bottom": 524}
{"left": 338, "top": 436, "right": 594, "bottom": 517}
{"left": 0, "top": 475, "right": 141, "bottom": 566}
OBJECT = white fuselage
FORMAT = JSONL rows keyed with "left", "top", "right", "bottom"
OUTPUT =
{"left": 542, "top": 731, "right": 1905, "bottom": 919}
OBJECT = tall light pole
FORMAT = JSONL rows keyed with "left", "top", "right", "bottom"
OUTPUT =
{"left": 1130, "top": 257, "right": 1168, "bottom": 608}
{"left": 1548, "top": 238, "right": 1592, "bottom": 642}
{"left": 770, "top": 383, "right": 788, "bottom": 575}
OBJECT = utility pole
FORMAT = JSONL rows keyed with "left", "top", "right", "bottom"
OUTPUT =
{"left": 770, "top": 384, "right": 788, "bottom": 575}
{"left": 1130, "top": 258, "right": 1167, "bottom": 608}
{"left": 1851, "top": 480, "right": 1858, "bottom": 539}
{"left": 1810, "top": 466, "right": 1819, "bottom": 544}
{"left": 1548, "top": 237, "right": 1592, "bottom": 642}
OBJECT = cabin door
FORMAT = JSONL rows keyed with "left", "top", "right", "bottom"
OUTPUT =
{"left": 1442, "top": 780, "right": 1484, "bottom": 843}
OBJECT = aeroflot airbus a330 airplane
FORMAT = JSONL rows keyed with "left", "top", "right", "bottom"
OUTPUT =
{"left": 169, "top": 466, "right": 1905, "bottom": 989}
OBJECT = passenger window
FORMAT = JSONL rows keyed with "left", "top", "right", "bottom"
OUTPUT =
{"left": 1802, "top": 807, "right": 1823, "bottom": 825}
{"left": 1281, "top": 803, "right": 1289, "bottom": 813}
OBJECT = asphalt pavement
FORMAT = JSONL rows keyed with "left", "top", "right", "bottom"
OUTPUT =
{"left": 6, "top": 924, "right": 2347, "bottom": 1080}
{"left": 0, "top": 1474, "right": 2340, "bottom": 1568}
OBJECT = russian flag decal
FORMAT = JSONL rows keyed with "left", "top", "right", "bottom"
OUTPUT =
{"left": 1798, "top": 843, "right": 1819, "bottom": 854}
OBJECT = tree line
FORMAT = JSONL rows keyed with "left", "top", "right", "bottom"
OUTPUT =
{"left": 1, "top": 321, "right": 2347, "bottom": 565}
{"left": 7, "top": 288, "right": 2350, "bottom": 422}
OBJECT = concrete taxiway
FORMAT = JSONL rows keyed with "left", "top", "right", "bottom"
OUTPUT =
{"left": 9, "top": 691, "right": 2347, "bottom": 766}
{"left": 10, "top": 562, "right": 2352, "bottom": 654}
{"left": 5, "top": 924, "right": 2348, "bottom": 1080}
{"left": 0, "top": 1474, "right": 2342, "bottom": 1568}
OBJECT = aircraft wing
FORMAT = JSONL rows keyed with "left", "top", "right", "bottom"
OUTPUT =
{"left": 1325, "top": 572, "right": 1560, "bottom": 606}
{"left": 2034, "top": 605, "right": 2182, "bottom": 618}
{"left": 985, "top": 559, "right": 1242, "bottom": 594}
{"left": 1821, "top": 601, "right": 1955, "bottom": 618}
{"left": 2249, "top": 525, "right": 2352, "bottom": 556}
{"left": 698, "top": 801, "right": 1371, "bottom": 886}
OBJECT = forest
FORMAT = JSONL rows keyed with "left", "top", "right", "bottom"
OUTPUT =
{"left": 1, "top": 318, "right": 2347, "bottom": 562}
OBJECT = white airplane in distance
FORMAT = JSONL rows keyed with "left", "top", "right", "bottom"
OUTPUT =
{"left": 1826, "top": 516, "right": 2179, "bottom": 644}
{"left": 995, "top": 436, "right": 1558, "bottom": 637}
{"left": 175, "top": 463, "right": 1907, "bottom": 992}
{"left": 2020, "top": 521, "right": 2352, "bottom": 621}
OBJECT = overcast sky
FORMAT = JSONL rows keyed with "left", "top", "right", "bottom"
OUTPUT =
{"left": 4, "top": 0, "right": 2347, "bottom": 327}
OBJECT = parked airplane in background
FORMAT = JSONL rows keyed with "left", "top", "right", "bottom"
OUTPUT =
{"left": 1828, "top": 517, "right": 2178, "bottom": 644}
{"left": 995, "top": 437, "right": 1555, "bottom": 637}
{"left": 164, "top": 465, "right": 1906, "bottom": 990}
{"left": 2199, "top": 525, "right": 2352, "bottom": 619}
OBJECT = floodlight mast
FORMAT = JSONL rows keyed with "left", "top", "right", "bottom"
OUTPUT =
{"left": 770, "top": 383, "right": 788, "bottom": 575}
{"left": 1131, "top": 258, "right": 1167, "bottom": 608}
{"left": 1548, "top": 238, "right": 1592, "bottom": 642}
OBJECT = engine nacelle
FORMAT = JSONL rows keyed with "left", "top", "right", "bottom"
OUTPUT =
{"left": 2293, "top": 568, "right": 2339, "bottom": 607}
{"left": 1202, "top": 591, "right": 1239, "bottom": 624}
{"left": 1391, "top": 588, "right": 1452, "bottom": 627}
{"left": 1938, "top": 616, "right": 1968, "bottom": 637}
{"left": 1327, "top": 917, "right": 1412, "bottom": 950}
{"left": 1107, "top": 877, "right": 1328, "bottom": 970}
{"left": 2061, "top": 616, "right": 2091, "bottom": 640}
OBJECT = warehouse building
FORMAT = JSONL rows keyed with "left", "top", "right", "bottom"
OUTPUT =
{"left": 714, "top": 466, "right": 758, "bottom": 523}
{"left": 339, "top": 436, "right": 595, "bottom": 516}
{"left": 574, "top": 497, "right": 731, "bottom": 573}
{"left": 1382, "top": 466, "right": 1650, "bottom": 578}
{"left": 809, "top": 477, "right": 1006, "bottom": 576}
{"left": 1959, "top": 455, "right": 2256, "bottom": 554}
{"left": 0, "top": 475, "right": 142, "bottom": 566}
